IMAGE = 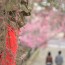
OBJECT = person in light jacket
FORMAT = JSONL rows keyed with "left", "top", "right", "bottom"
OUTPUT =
{"left": 55, "top": 51, "right": 63, "bottom": 65}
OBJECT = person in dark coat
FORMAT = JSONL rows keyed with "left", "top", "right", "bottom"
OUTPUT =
{"left": 46, "top": 52, "right": 53, "bottom": 65}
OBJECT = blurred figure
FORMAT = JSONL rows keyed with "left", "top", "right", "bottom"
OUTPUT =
{"left": 55, "top": 51, "right": 63, "bottom": 65}
{"left": 46, "top": 52, "right": 53, "bottom": 65}
{"left": 0, "top": 51, "right": 2, "bottom": 65}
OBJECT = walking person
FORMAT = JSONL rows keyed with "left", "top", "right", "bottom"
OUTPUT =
{"left": 46, "top": 52, "right": 53, "bottom": 65}
{"left": 55, "top": 51, "right": 63, "bottom": 65}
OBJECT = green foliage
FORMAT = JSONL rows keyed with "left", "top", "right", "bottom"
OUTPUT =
{"left": 53, "top": 1, "right": 59, "bottom": 9}
{"left": 47, "top": 0, "right": 54, "bottom": 3}
{"left": 10, "top": 0, "right": 17, "bottom": 4}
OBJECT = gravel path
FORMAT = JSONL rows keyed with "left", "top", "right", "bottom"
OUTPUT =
{"left": 26, "top": 47, "right": 65, "bottom": 65}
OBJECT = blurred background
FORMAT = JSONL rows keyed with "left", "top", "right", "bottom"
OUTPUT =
{"left": 17, "top": 0, "right": 65, "bottom": 65}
